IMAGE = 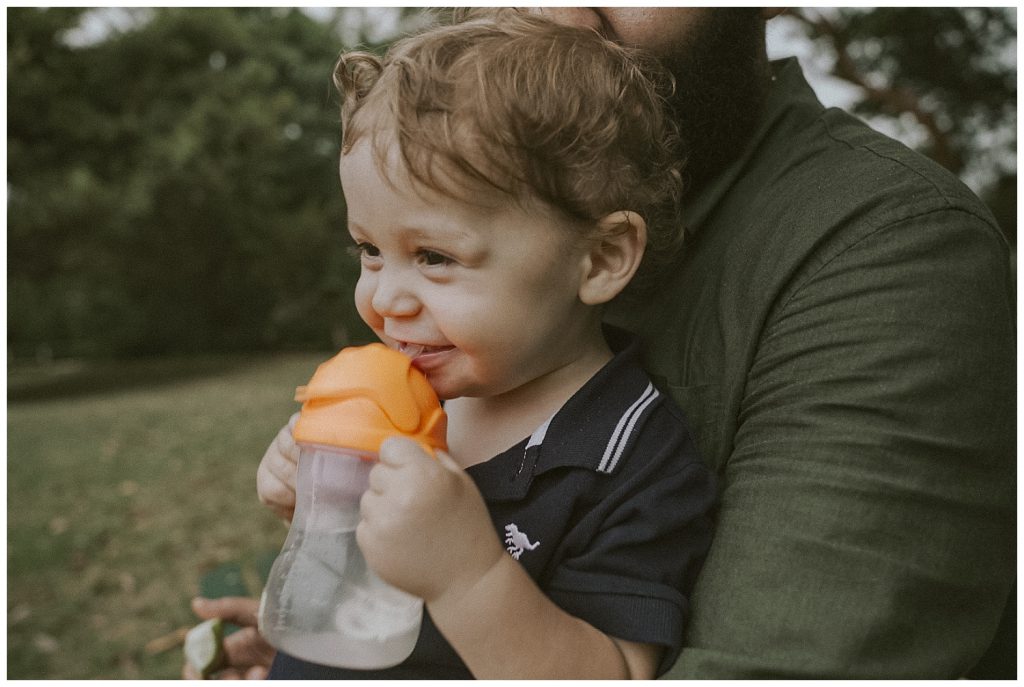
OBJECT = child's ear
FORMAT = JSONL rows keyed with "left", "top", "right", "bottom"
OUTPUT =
{"left": 578, "top": 211, "right": 647, "bottom": 305}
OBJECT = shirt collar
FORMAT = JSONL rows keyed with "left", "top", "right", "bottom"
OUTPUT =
{"left": 469, "top": 326, "right": 656, "bottom": 501}
{"left": 682, "top": 57, "right": 823, "bottom": 237}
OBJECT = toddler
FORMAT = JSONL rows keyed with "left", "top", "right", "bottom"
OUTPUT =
{"left": 260, "top": 11, "right": 716, "bottom": 679}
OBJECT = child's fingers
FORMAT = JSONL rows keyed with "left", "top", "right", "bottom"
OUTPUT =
{"left": 378, "top": 436, "right": 431, "bottom": 467}
{"left": 275, "top": 417, "right": 299, "bottom": 460}
{"left": 257, "top": 450, "right": 296, "bottom": 504}
{"left": 358, "top": 489, "right": 385, "bottom": 533}
{"left": 257, "top": 471, "right": 293, "bottom": 509}
{"left": 257, "top": 445, "right": 297, "bottom": 520}
{"left": 366, "top": 460, "right": 391, "bottom": 494}
{"left": 264, "top": 445, "right": 297, "bottom": 484}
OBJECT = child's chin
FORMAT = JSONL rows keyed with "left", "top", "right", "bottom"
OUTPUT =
{"left": 429, "top": 377, "right": 461, "bottom": 400}
{"left": 428, "top": 377, "right": 470, "bottom": 402}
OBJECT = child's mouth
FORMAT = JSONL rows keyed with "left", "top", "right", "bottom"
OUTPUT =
{"left": 397, "top": 342, "right": 454, "bottom": 359}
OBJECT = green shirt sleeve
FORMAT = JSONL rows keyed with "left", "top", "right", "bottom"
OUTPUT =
{"left": 671, "top": 208, "right": 1015, "bottom": 678}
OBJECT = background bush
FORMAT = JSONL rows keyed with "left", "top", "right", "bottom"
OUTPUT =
{"left": 8, "top": 8, "right": 371, "bottom": 360}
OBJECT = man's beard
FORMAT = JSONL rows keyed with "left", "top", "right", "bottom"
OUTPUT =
{"left": 658, "top": 9, "right": 771, "bottom": 196}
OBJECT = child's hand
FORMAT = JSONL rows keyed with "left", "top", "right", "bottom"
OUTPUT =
{"left": 358, "top": 436, "right": 505, "bottom": 603}
{"left": 256, "top": 412, "right": 300, "bottom": 521}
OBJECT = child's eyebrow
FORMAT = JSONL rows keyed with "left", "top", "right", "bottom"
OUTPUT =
{"left": 347, "top": 220, "right": 477, "bottom": 246}
{"left": 402, "top": 225, "right": 474, "bottom": 243}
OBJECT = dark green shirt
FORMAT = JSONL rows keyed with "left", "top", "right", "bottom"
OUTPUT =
{"left": 607, "top": 58, "right": 1015, "bottom": 678}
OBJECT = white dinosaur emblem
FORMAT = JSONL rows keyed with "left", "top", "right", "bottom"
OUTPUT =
{"left": 504, "top": 523, "right": 540, "bottom": 560}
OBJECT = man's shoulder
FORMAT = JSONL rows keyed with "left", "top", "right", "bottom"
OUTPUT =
{"left": 701, "top": 94, "right": 1007, "bottom": 289}
{"left": 819, "top": 107, "right": 990, "bottom": 218}
{"left": 757, "top": 97, "right": 997, "bottom": 238}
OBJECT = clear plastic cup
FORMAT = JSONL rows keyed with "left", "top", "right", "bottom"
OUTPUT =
{"left": 259, "top": 445, "right": 423, "bottom": 668}
{"left": 258, "top": 344, "right": 447, "bottom": 669}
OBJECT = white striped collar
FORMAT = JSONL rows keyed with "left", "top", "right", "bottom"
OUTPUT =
{"left": 466, "top": 327, "right": 665, "bottom": 499}
{"left": 520, "top": 327, "right": 662, "bottom": 477}
{"left": 596, "top": 382, "right": 660, "bottom": 474}
{"left": 526, "top": 415, "right": 552, "bottom": 450}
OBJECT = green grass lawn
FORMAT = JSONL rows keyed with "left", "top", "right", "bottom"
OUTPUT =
{"left": 7, "top": 352, "right": 331, "bottom": 679}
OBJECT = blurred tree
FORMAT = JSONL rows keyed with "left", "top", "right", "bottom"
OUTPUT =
{"left": 789, "top": 7, "right": 1016, "bottom": 244}
{"left": 8, "top": 8, "right": 374, "bottom": 359}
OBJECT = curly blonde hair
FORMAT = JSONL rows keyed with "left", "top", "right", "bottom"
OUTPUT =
{"left": 333, "top": 10, "right": 685, "bottom": 291}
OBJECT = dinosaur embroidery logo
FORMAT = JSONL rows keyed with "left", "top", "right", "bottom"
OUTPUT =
{"left": 504, "top": 523, "right": 540, "bottom": 560}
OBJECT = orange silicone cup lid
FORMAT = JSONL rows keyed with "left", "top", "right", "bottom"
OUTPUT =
{"left": 292, "top": 343, "right": 447, "bottom": 456}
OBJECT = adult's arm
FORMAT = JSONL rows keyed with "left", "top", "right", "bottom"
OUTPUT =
{"left": 673, "top": 209, "right": 1015, "bottom": 677}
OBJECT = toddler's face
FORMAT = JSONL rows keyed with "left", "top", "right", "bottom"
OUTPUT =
{"left": 340, "top": 141, "right": 598, "bottom": 401}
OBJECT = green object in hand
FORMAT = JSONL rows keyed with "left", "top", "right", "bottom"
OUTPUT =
{"left": 184, "top": 617, "right": 225, "bottom": 678}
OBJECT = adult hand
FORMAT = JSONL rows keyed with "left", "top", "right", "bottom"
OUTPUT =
{"left": 182, "top": 597, "right": 275, "bottom": 680}
{"left": 257, "top": 412, "right": 300, "bottom": 521}
{"left": 357, "top": 437, "right": 505, "bottom": 603}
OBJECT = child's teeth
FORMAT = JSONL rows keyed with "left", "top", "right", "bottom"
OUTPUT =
{"left": 402, "top": 343, "right": 426, "bottom": 358}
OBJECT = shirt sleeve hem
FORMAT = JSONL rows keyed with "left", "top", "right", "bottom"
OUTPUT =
{"left": 546, "top": 585, "right": 688, "bottom": 677}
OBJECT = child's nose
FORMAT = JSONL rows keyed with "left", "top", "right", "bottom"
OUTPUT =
{"left": 370, "top": 270, "right": 420, "bottom": 318}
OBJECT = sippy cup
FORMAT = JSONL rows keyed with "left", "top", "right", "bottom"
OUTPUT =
{"left": 258, "top": 344, "right": 447, "bottom": 669}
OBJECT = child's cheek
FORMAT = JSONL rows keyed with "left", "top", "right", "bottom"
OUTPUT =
{"left": 354, "top": 276, "right": 384, "bottom": 330}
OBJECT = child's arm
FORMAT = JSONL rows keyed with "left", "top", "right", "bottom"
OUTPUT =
{"left": 428, "top": 547, "right": 662, "bottom": 679}
{"left": 358, "top": 437, "right": 662, "bottom": 679}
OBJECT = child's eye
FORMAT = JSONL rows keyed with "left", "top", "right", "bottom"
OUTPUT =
{"left": 347, "top": 242, "right": 381, "bottom": 260}
{"left": 417, "top": 249, "right": 453, "bottom": 267}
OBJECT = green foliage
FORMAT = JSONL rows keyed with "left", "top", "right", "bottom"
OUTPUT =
{"left": 841, "top": 9, "right": 1014, "bottom": 125}
{"left": 8, "top": 8, "right": 371, "bottom": 359}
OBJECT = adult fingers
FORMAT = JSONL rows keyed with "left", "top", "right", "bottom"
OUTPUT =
{"left": 182, "top": 663, "right": 245, "bottom": 680}
{"left": 244, "top": 665, "right": 270, "bottom": 680}
{"left": 190, "top": 597, "right": 260, "bottom": 628}
{"left": 221, "top": 626, "right": 276, "bottom": 674}
{"left": 213, "top": 668, "right": 244, "bottom": 679}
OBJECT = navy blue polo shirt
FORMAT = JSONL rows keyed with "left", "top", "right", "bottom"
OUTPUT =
{"left": 269, "top": 328, "right": 716, "bottom": 679}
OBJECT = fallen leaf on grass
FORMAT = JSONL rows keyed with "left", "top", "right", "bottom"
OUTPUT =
{"left": 118, "top": 480, "right": 140, "bottom": 497}
{"left": 49, "top": 516, "right": 69, "bottom": 535}
{"left": 119, "top": 572, "right": 137, "bottom": 594}
{"left": 9, "top": 604, "right": 32, "bottom": 625}
{"left": 145, "top": 627, "right": 189, "bottom": 655}
{"left": 32, "top": 632, "right": 59, "bottom": 653}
